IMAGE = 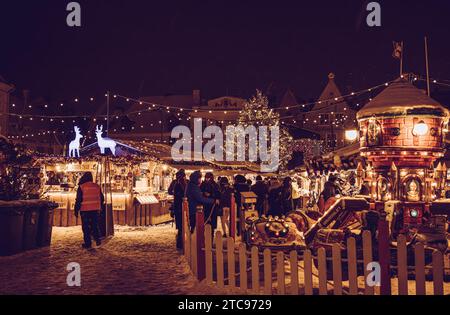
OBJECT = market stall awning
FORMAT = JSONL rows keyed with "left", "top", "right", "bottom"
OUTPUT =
{"left": 80, "top": 141, "right": 148, "bottom": 157}
{"left": 326, "top": 142, "right": 360, "bottom": 159}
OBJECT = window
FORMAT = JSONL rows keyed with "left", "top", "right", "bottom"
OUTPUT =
{"left": 335, "top": 113, "right": 344, "bottom": 125}
{"left": 326, "top": 133, "right": 337, "bottom": 147}
{"left": 320, "top": 114, "right": 329, "bottom": 125}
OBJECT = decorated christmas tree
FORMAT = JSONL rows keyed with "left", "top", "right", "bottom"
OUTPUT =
{"left": 237, "top": 90, "right": 293, "bottom": 171}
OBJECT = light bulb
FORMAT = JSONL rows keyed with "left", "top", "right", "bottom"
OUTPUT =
{"left": 413, "top": 121, "right": 428, "bottom": 136}
{"left": 345, "top": 129, "right": 358, "bottom": 141}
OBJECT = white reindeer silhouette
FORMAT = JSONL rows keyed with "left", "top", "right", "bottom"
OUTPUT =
{"left": 68, "top": 126, "right": 83, "bottom": 158}
{"left": 95, "top": 125, "right": 117, "bottom": 156}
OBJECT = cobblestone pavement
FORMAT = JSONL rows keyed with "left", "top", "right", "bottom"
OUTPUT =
{"left": 0, "top": 224, "right": 215, "bottom": 295}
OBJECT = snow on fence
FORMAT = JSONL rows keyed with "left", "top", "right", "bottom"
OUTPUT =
{"left": 181, "top": 199, "right": 449, "bottom": 295}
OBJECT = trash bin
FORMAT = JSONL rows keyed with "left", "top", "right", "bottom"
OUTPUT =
{"left": 22, "top": 204, "right": 40, "bottom": 250}
{"left": 37, "top": 201, "right": 57, "bottom": 247}
{"left": 0, "top": 201, "right": 25, "bottom": 256}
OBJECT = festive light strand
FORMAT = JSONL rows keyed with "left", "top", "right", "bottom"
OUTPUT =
{"left": 4, "top": 79, "right": 394, "bottom": 120}
{"left": 14, "top": 75, "right": 450, "bottom": 141}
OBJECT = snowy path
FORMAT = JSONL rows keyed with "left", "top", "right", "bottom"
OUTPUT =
{"left": 0, "top": 224, "right": 218, "bottom": 295}
{"left": 1, "top": 224, "right": 447, "bottom": 295}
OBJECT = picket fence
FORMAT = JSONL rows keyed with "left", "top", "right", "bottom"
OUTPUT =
{"left": 182, "top": 202, "right": 449, "bottom": 295}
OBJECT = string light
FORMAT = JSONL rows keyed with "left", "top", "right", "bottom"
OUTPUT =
{"left": 4, "top": 77, "right": 417, "bottom": 141}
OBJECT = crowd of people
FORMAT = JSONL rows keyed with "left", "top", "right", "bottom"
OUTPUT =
{"left": 168, "top": 170, "right": 306, "bottom": 250}
{"left": 71, "top": 168, "right": 357, "bottom": 250}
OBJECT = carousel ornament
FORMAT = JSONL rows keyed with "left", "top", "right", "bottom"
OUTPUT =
{"left": 406, "top": 178, "right": 420, "bottom": 202}
{"left": 68, "top": 126, "right": 83, "bottom": 158}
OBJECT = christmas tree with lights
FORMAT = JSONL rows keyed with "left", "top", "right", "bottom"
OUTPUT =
{"left": 237, "top": 90, "right": 293, "bottom": 171}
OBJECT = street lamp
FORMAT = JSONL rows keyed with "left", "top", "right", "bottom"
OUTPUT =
{"left": 412, "top": 120, "right": 428, "bottom": 136}
{"left": 345, "top": 129, "right": 358, "bottom": 142}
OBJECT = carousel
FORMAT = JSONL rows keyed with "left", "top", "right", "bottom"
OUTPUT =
{"left": 245, "top": 77, "right": 449, "bottom": 264}
{"left": 357, "top": 77, "right": 449, "bottom": 243}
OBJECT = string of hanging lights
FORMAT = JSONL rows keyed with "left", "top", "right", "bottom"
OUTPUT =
{"left": 4, "top": 79, "right": 395, "bottom": 120}
{"left": 9, "top": 74, "right": 450, "bottom": 142}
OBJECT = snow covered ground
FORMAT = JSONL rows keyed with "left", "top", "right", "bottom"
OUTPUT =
{"left": 0, "top": 223, "right": 447, "bottom": 295}
{"left": 0, "top": 224, "right": 222, "bottom": 295}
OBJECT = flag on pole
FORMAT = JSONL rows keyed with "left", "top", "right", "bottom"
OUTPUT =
{"left": 392, "top": 41, "right": 403, "bottom": 59}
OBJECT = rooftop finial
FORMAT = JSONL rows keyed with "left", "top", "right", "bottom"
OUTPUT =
{"left": 328, "top": 73, "right": 335, "bottom": 80}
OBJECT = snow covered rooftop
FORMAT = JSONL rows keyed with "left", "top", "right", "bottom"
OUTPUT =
{"left": 357, "top": 78, "right": 449, "bottom": 119}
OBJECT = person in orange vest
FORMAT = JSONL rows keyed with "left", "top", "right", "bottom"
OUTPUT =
{"left": 74, "top": 172, "right": 104, "bottom": 249}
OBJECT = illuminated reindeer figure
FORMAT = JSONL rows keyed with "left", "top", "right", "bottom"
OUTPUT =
{"left": 95, "top": 125, "right": 117, "bottom": 156}
{"left": 68, "top": 126, "right": 83, "bottom": 158}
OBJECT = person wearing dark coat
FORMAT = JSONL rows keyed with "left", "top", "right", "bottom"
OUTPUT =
{"left": 251, "top": 175, "right": 268, "bottom": 216}
{"left": 322, "top": 174, "right": 339, "bottom": 202}
{"left": 233, "top": 175, "right": 250, "bottom": 236}
{"left": 218, "top": 177, "right": 233, "bottom": 237}
{"left": 233, "top": 175, "right": 250, "bottom": 209}
{"left": 168, "top": 169, "right": 187, "bottom": 249}
{"left": 200, "top": 172, "right": 221, "bottom": 231}
{"left": 359, "top": 182, "right": 370, "bottom": 196}
{"left": 280, "top": 177, "right": 294, "bottom": 215}
{"left": 185, "top": 171, "right": 215, "bottom": 232}
{"left": 267, "top": 178, "right": 282, "bottom": 217}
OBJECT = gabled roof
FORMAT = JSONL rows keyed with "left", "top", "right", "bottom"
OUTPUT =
{"left": 279, "top": 89, "right": 298, "bottom": 108}
{"left": 312, "top": 73, "right": 346, "bottom": 111}
{"left": 357, "top": 78, "right": 449, "bottom": 119}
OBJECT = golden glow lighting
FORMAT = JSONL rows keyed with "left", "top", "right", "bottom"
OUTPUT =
{"left": 345, "top": 129, "right": 358, "bottom": 141}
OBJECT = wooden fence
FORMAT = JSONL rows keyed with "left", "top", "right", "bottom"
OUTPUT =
{"left": 182, "top": 201, "right": 449, "bottom": 295}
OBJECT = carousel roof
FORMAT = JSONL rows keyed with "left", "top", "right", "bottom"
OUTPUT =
{"left": 357, "top": 78, "right": 449, "bottom": 119}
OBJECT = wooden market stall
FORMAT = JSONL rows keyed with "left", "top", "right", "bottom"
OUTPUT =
{"left": 38, "top": 141, "right": 176, "bottom": 227}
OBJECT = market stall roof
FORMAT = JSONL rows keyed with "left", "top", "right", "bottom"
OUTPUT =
{"left": 357, "top": 77, "right": 449, "bottom": 119}
{"left": 80, "top": 140, "right": 148, "bottom": 157}
{"left": 120, "top": 140, "right": 276, "bottom": 173}
{"left": 305, "top": 142, "right": 363, "bottom": 172}
{"left": 327, "top": 142, "right": 360, "bottom": 159}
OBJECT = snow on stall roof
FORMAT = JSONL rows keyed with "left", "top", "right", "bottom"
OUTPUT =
{"left": 357, "top": 78, "right": 449, "bottom": 119}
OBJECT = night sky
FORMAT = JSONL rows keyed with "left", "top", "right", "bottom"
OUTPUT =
{"left": 1, "top": 0, "right": 450, "bottom": 104}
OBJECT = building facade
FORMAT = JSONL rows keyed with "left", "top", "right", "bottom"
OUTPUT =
{"left": 301, "top": 73, "right": 357, "bottom": 149}
{"left": 189, "top": 95, "right": 246, "bottom": 130}
{"left": 0, "top": 78, "right": 14, "bottom": 136}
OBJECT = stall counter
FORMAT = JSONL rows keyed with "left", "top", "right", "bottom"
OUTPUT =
{"left": 45, "top": 190, "right": 173, "bottom": 227}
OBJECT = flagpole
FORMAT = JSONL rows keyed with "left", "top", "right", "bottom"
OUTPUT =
{"left": 400, "top": 41, "right": 404, "bottom": 77}
{"left": 106, "top": 91, "right": 110, "bottom": 137}
{"left": 424, "top": 37, "right": 431, "bottom": 97}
